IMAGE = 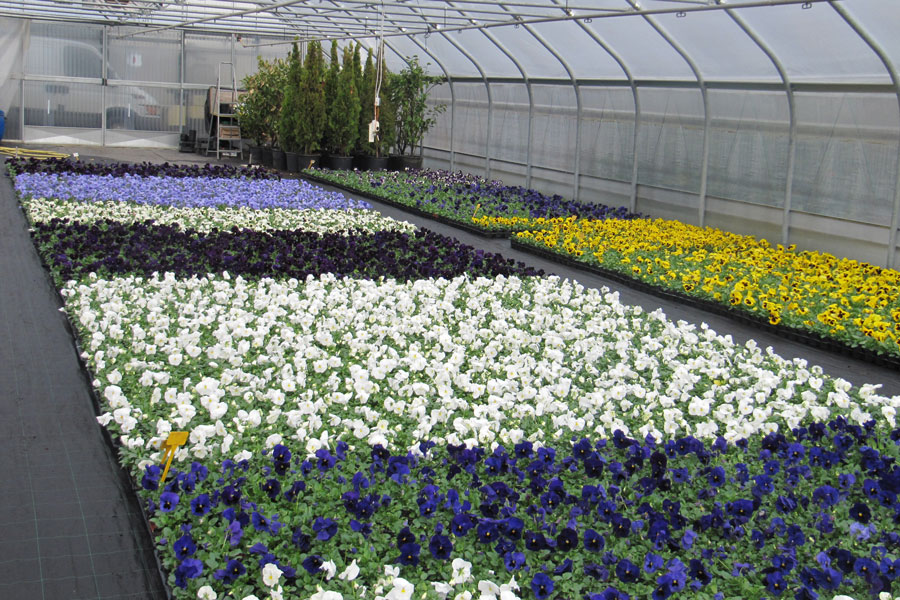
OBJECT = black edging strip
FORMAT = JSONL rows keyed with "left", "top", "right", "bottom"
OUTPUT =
{"left": 301, "top": 172, "right": 512, "bottom": 239}
{"left": 9, "top": 180, "right": 175, "bottom": 600}
{"left": 511, "top": 238, "right": 900, "bottom": 370}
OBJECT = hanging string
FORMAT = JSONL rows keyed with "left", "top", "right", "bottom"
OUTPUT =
{"left": 373, "top": 1, "right": 386, "bottom": 151}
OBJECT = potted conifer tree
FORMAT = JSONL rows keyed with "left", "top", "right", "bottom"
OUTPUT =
{"left": 278, "top": 42, "right": 303, "bottom": 172}
{"left": 356, "top": 46, "right": 395, "bottom": 171}
{"left": 325, "top": 44, "right": 360, "bottom": 170}
{"left": 296, "top": 40, "right": 326, "bottom": 170}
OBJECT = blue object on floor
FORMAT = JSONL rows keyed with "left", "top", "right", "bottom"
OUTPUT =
{"left": 0, "top": 109, "right": 5, "bottom": 143}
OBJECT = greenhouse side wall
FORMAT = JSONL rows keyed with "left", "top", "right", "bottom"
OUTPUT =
{"left": 424, "top": 81, "right": 900, "bottom": 269}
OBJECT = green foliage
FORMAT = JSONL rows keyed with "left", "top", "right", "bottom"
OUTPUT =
{"left": 323, "top": 41, "right": 341, "bottom": 154}
{"left": 277, "top": 43, "right": 303, "bottom": 153}
{"left": 296, "top": 40, "right": 327, "bottom": 155}
{"left": 357, "top": 46, "right": 396, "bottom": 157}
{"left": 235, "top": 56, "right": 282, "bottom": 146}
{"left": 358, "top": 48, "right": 376, "bottom": 155}
{"left": 328, "top": 45, "right": 361, "bottom": 157}
{"left": 387, "top": 55, "right": 446, "bottom": 156}
{"left": 236, "top": 55, "right": 288, "bottom": 148}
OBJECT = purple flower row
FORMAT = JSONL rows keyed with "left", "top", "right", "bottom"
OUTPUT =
{"left": 15, "top": 172, "right": 367, "bottom": 211}
{"left": 144, "top": 417, "right": 900, "bottom": 599}
{"left": 32, "top": 219, "right": 543, "bottom": 281}
{"left": 8, "top": 157, "right": 279, "bottom": 180}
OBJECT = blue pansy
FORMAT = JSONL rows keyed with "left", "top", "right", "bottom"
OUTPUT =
{"left": 531, "top": 573, "right": 554, "bottom": 600}
{"left": 159, "top": 491, "right": 179, "bottom": 512}
{"left": 173, "top": 534, "right": 196, "bottom": 560}
{"left": 584, "top": 528, "right": 605, "bottom": 552}
{"left": 397, "top": 542, "right": 421, "bottom": 566}
{"left": 313, "top": 517, "right": 338, "bottom": 541}
{"left": 189, "top": 493, "right": 211, "bottom": 516}
{"left": 428, "top": 534, "right": 452, "bottom": 560}
{"left": 615, "top": 559, "right": 640, "bottom": 583}
{"left": 644, "top": 553, "right": 664, "bottom": 574}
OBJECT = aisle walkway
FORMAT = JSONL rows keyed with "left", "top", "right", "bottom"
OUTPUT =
{"left": 0, "top": 163, "right": 167, "bottom": 599}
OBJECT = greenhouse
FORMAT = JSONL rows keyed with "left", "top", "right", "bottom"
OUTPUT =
{"left": 1, "top": 1, "right": 900, "bottom": 600}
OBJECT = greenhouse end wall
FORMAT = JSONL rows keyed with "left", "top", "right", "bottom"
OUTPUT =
{"left": 0, "top": 18, "right": 292, "bottom": 148}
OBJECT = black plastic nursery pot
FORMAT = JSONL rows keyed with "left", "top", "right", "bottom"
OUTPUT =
{"left": 327, "top": 155, "right": 354, "bottom": 170}
{"left": 261, "top": 147, "right": 274, "bottom": 168}
{"left": 355, "top": 155, "right": 389, "bottom": 171}
{"left": 285, "top": 151, "right": 299, "bottom": 173}
{"left": 388, "top": 154, "right": 423, "bottom": 171}
{"left": 248, "top": 145, "right": 264, "bottom": 165}
{"left": 272, "top": 149, "right": 287, "bottom": 171}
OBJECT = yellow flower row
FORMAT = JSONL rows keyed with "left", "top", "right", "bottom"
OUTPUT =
{"left": 513, "top": 217, "right": 900, "bottom": 357}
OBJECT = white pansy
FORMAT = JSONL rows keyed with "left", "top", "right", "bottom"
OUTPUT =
{"left": 197, "top": 585, "right": 217, "bottom": 600}
{"left": 387, "top": 578, "right": 414, "bottom": 600}
{"left": 63, "top": 273, "right": 899, "bottom": 488}
{"left": 339, "top": 560, "right": 360, "bottom": 581}
{"left": 23, "top": 198, "right": 416, "bottom": 235}
{"left": 322, "top": 559, "right": 337, "bottom": 580}
{"left": 261, "top": 563, "right": 283, "bottom": 587}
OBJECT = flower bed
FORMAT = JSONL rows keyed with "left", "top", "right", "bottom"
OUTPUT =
{"left": 302, "top": 168, "right": 640, "bottom": 235}
{"left": 12, "top": 162, "right": 900, "bottom": 600}
{"left": 513, "top": 217, "right": 900, "bottom": 362}
{"left": 15, "top": 172, "right": 363, "bottom": 210}
{"left": 23, "top": 198, "right": 415, "bottom": 235}
{"left": 62, "top": 272, "right": 900, "bottom": 600}
{"left": 8, "top": 156, "right": 279, "bottom": 180}
{"left": 32, "top": 220, "right": 542, "bottom": 283}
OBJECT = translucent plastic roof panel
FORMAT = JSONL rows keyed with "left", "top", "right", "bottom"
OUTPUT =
{"left": 651, "top": 11, "right": 781, "bottom": 82}
{"left": 430, "top": 30, "right": 520, "bottom": 78}
{"left": 842, "top": 0, "right": 900, "bottom": 71}
{"left": 732, "top": 3, "right": 888, "bottom": 83}
{"left": 586, "top": 16, "right": 695, "bottom": 80}
{"left": 530, "top": 20, "right": 629, "bottom": 80}
{"left": 416, "top": 32, "right": 490, "bottom": 78}
{"left": 485, "top": 25, "right": 566, "bottom": 79}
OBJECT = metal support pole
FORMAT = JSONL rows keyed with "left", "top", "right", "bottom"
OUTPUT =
{"left": 626, "top": 0, "right": 709, "bottom": 226}
{"left": 503, "top": 3, "right": 580, "bottom": 199}
{"left": 101, "top": 26, "right": 108, "bottom": 146}
{"left": 724, "top": 10, "right": 797, "bottom": 246}
{"left": 566, "top": 15, "right": 640, "bottom": 210}
{"left": 830, "top": 2, "right": 900, "bottom": 268}
{"left": 446, "top": 2, "right": 532, "bottom": 186}
{"left": 437, "top": 32, "right": 493, "bottom": 176}
{"left": 407, "top": 36, "right": 454, "bottom": 168}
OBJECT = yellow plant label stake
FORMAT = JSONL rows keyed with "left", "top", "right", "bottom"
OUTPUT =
{"left": 159, "top": 431, "right": 189, "bottom": 486}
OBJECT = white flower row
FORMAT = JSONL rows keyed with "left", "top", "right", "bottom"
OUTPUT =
{"left": 59, "top": 272, "right": 900, "bottom": 472}
{"left": 23, "top": 197, "right": 417, "bottom": 235}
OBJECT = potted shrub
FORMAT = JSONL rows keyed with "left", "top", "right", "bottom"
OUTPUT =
{"left": 325, "top": 44, "right": 361, "bottom": 170}
{"left": 260, "top": 56, "right": 289, "bottom": 169}
{"left": 296, "top": 40, "right": 326, "bottom": 170}
{"left": 387, "top": 56, "right": 446, "bottom": 170}
{"left": 236, "top": 59, "right": 271, "bottom": 165}
{"left": 278, "top": 42, "right": 304, "bottom": 172}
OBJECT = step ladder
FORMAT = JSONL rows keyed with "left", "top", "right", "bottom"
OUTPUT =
{"left": 207, "top": 62, "right": 243, "bottom": 160}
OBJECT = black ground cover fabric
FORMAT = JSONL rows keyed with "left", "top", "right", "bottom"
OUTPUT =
{"left": 0, "top": 162, "right": 167, "bottom": 600}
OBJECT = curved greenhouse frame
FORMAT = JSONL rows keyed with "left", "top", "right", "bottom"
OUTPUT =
{"left": 1, "top": 0, "right": 898, "bottom": 266}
